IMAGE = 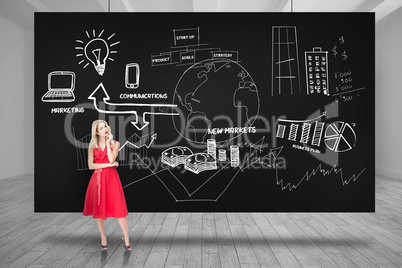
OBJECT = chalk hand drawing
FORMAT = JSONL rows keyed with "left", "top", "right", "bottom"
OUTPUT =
{"left": 207, "top": 139, "right": 217, "bottom": 160}
{"left": 332, "top": 45, "right": 338, "bottom": 57}
{"left": 161, "top": 146, "right": 193, "bottom": 168}
{"left": 161, "top": 142, "right": 218, "bottom": 175}
{"left": 88, "top": 83, "right": 179, "bottom": 131}
{"left": 118, "top": 132, "right": 156, "bottom": 167}
{"left": 277, "top": 112, "right": 324, "bottom": 146}
{"left": 173, "top": 59, "right": 260, "bottom": 144}
{"left": 75, "top": 29, "right": 119, "bottom": 76}
{"left": 185, "top": 153, "right": 218, "bottom": 174}
{"left": 124, "top": 137, "right": 272, "bottom": 201}
{"left": 246, "top": 139, "right": 365, "bottom": 191}
{"left": 123, "top": 126, "right": 365, "bottom": 203}
{"left": 160, "top": 139, "right": 238, "bottom": 175}
{"left": 324, "top": 121, "right": 356, "bottom": 152}
{"left": 342, "top": 50, "right": 348, "bottom": 61}
{"left": 271, "top": 26, "right": 301, "bottom": 96}
{"left": 305, "top": 47, "right": 329, "bottom": 96}
{"left": 311, "top": 122, "right": 325, "bottom": 146}
{"left": 218, "top": 149, "right": 227, "bottom": 161}
{"left": 152, "top": 27, "right": 239, "bottom": 67}
{"left": 173, "top": 28, "right": 200, "bottom": 47}
{"left": 41, "top": 71, "right": 75, "bottom": 102}
{"left": 230, "top": 145, "right": 240, "bottom": 167}
{"left": 275, "top": 164, "right": 366, "bottom": 191}
{"left": 124, "top": 138, "right": 276, "bottom": 201}
{"left": 125, "top": 63, "right": 140, "bottom": 89}
{"left": 276, "top": 114, "right": 357, "bottom": 153}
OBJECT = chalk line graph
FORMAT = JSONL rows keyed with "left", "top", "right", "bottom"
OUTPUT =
{"left": 122, "top": 136, "right": 365, "bottom": 202}
{"left": 118, "top": 133, "right": 157, "bottom": 167}
{"left": 274, "top": 164, "right": 366, "bottom": 191}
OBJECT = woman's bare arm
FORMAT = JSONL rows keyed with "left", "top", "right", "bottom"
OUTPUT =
{"left": 88, "top": 148, "right": 115, "bottom": 170}
{"left": 106, "top": 140, "right": 120, "bottom": 164}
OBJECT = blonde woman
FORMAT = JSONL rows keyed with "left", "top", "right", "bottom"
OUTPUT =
{"left": 83, "top": 120, "right": 131, "bottom": 251}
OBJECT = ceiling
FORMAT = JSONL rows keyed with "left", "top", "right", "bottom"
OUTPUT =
{"left": 0, "top": 0, "right": 401, "bottom": 27}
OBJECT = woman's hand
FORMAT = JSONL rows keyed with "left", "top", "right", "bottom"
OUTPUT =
{"left": 106, "top": 126, "right": 113, "bottom": 144}
{"left": 106, "top": 133, "right": 113, "bottom": 144}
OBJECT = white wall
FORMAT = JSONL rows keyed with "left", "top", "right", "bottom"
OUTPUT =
{"left": 0, "top": 13, "right": 26, "bottom": 179}
{"left": 376, "top": 7, "right": 402, "bottom": 180}
{"left": 24, "top": 28, "right": 34, "bottom": 175}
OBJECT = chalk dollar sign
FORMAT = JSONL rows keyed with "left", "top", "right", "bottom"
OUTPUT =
{"left": 342, "top": 50, "right": 348, "bottom": 61}
{"left": 332, "top": 45, "right": 338, "bottom": 57}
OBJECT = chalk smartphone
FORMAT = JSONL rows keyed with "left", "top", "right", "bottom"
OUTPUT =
{"left": 125, "top": 63, "right": 140, "bottom": 89}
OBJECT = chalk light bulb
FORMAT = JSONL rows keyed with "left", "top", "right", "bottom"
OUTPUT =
{"left": 84, "top": 38, "right": 109, "bottom": 76}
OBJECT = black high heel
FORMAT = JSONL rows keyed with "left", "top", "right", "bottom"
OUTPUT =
{"left": 101, "top": 237, "right": 108, "bottom": 251}
{"left": 122, "top": 236, "right": 131, "bottom": 251}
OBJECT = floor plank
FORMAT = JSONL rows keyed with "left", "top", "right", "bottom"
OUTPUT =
{"left": 240, "top": 213, "right": 280, "bottom": 267}
{"left": 215, "top": 213, "right": 240, "bottom": 268}
{"left": 201, "top": 213, "right": 220, "bottom": 268}
{"left": 184, "top": 213, "right": 202, "bottom": 268}
{"left": 165, "top": 213, "right": 191, "bottom": 267}
{"left": 124, "top": 213, "right": 167, "bottom": 267}
{"left": 143, "top": 213, "right": 179, "bottom": 267}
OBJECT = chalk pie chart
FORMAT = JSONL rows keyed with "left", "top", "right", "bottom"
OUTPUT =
{"left": 324, "top": 121, "right": 356, "bottom": 152}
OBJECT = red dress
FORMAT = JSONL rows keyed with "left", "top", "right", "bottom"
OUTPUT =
{"left": 83, "top": 141, "right": 128, "bottom": 219}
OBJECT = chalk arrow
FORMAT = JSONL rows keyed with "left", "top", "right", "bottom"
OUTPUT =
{"left": 88, "top": 83, "right": 136, "bottom": 115}
{"left": 88, "top": 83, "right": 179, "bottom": 131}
{"left": 132, "top": 115, "right": 149, "bottom": 131}
{"left": 147, "top": 133, "right": 157, "bottom": 147}
{"left": 88, "top": 83, "right": 110, "bottom": 101}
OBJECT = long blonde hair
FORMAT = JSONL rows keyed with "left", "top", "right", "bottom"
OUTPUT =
{"left": 88, "top": 120, "right": 115, "bottom": 151}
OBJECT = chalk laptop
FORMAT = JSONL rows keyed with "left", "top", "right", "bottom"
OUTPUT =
{"left": 41, "top": 71, "right": 75, "bottom": 102}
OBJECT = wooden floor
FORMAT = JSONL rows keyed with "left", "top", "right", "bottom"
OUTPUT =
{"left": 0, "top": 175, "right": 402, "bottom": 268}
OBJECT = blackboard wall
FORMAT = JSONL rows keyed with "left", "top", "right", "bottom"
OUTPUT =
{"left": 35, "top": 13, "right": 374, "bottom": 212}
